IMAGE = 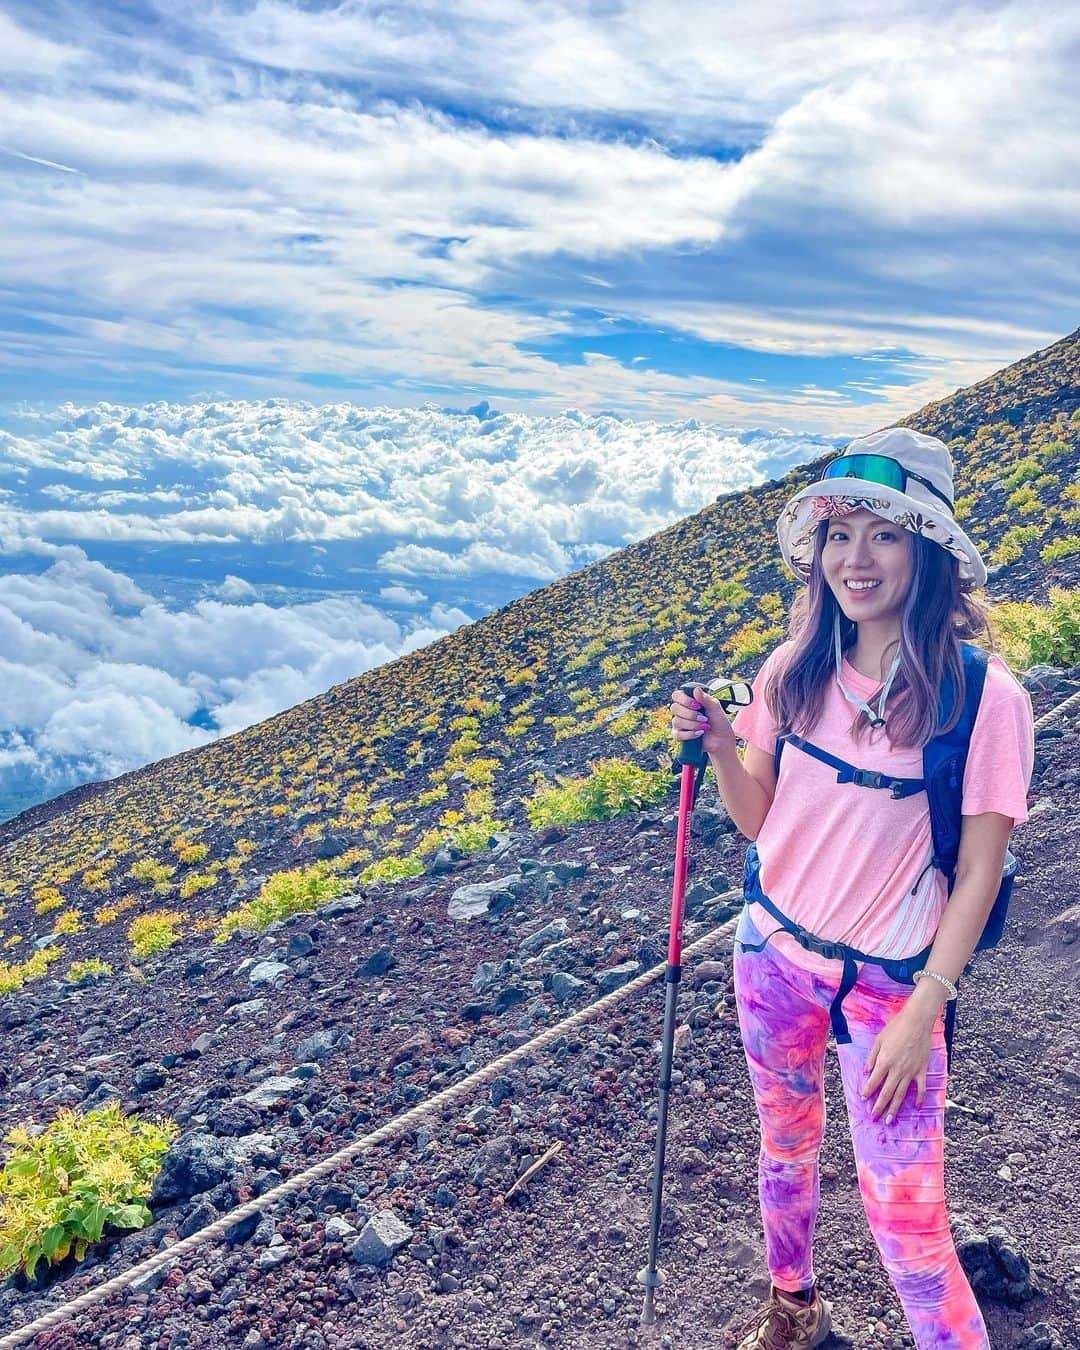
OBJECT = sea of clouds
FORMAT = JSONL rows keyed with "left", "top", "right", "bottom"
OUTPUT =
{"left": 0, "top": 399, "right": 837, "bottom": 818}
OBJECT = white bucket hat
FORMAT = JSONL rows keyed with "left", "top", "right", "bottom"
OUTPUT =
{"left": 776, "top": 426, "right": 987, "bottom": 589}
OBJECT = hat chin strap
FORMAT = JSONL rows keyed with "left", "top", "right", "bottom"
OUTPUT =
{"left": 833, "top": 610, "right": 901, "bottom": 728}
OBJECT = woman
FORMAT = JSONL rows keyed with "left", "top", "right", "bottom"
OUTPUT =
{"left": 670, "top": 427, "right": 1035, "bottom": 1349}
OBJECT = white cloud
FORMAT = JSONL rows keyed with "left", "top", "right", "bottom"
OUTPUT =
{"left": 0, "top": 397, "right": 834, "bottom": 811}
{"left": 2, "top": 400, "right": 821, "bottom": 552}
{"left": 0, "top": 4, "right": 1075, "bottom": 426}
{"left": 378, "top": 582, "right": 428, "bottom": 605}
{"left": 0, "top": 536, "right": 473, "bottom": 808}
{"left": 213, "top": 574, "right": 258, "bottom": 601}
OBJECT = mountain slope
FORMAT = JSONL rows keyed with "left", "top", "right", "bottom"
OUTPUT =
{"left": 0, "top": 329, "right": 1078, "bottom": 1347}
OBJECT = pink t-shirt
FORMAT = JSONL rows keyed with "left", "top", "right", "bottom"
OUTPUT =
{"left": 730, "top": 639, "right": 1035, "bottom": 976}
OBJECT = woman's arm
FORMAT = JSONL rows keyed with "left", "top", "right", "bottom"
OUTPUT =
{"left": 905, "top": 809, "right": 1015, "bottom": 1017}
{"left": 861, "top": 810, "right": 1015, "bottom": 1121}
{"left": 707, "top": 741, "right": 776, "bottom": 841}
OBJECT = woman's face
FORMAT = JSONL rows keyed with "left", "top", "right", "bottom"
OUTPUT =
{"left": 820, "top": 508, "right": 914, "bottom": 626}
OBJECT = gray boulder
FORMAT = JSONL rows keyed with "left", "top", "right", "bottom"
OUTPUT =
{"left": 297, "top": 1029, "right": 353, "bottom": 1063}
{"left": 597, "top": 961, "right": 639, "bottom": 993}
{"left": 520, "top": 918, "right": 568, "bottom": 953}
{"left": 248, "top": 960, "right": 292, "bottom": 987}
{"left": 448, "top": 874, "right": 521, "bottom": 920}
{"left": 548, "top": 971, "right": 588, "bottom": 1003}
{"left": 150, "top": 1130, "right": 280, "bottom": 1204}
{"left": 241, "top": 1075, "right": 306, "bottom": 1109}
{"left": 350, "top": 1211, "right": 413, "bottom": 1267}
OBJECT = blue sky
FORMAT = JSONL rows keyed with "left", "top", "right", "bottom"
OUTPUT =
{"left": 1, "top": 1, "right": 1077, "bottom": 430}
{"left": 1, "top": 1, "right": 1078, "bottom": 817}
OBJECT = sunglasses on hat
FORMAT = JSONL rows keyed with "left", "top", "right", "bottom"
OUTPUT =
{"left": 821, "top": 453, "right": 953, "bottom": 512}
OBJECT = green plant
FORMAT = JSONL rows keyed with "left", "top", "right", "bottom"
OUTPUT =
{"left": 989, "top": 586, "right": 1080, "bottom": 668}
{"left": 0, "top": 1101, "right": 179, "bottom": 1281}
{"left": 66, "top": 958, "right": 113, "bottom": 983}
{"left": 52, "top": 909, "right": 83, "bottom": 936}
{"left": 214, "top": 864, "right": 348, "bottom": 942}
{"left": 1006, "top": 484, "right": 1041, "bottom": 515}
{"left": 1041, "top": 535, "right": 1080, "bottom": 563}
{"left": 444, "top": 815, "right": 509, "bottom": 854}
{"left": 359, "top": 855, "right": 426, "bottom": 884}
{"left": 32, "top": 888, "right": 64, "bottom": 916}
{"left": 0, "top": 946, "right": 64, "bottom": 996}
{"left": 127, "top": 859, "right": 176, "bottom": 894}
{"left": 1001, "top": 457, "right": 1041, "bottom": 490}
{"left": 128, "top": 910, "right": 187, "bottom": 962}
{"left": 726, "top": 621, "right": 785, "bottom": 666}
{"left": 990, "top": 524, "right": 1046, "bottom": 567}
{"left": 525, "top": 757, "right": 672, "bottom": 829}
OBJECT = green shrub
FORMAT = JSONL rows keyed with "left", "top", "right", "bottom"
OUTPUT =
{"left": 702, "top": 580, "right": 751, "bottom": 609}
{"left": 32, "top": 888, "right": 65, "bottom": 916}
{"left": 1002, "top": 457, "right": 1041, "bottom": 490}
{"left": 990, "top": 524, "right": 1046, "bottom": 567}
{"left": 443, "top": 815, "right": 508, "bottom": 854}
{"left": 179, "top": 870, "right": 218, "bottom": 900}
{"left": 128, "top": 859, "right": 176, "bottom": 894}
{"left": 605, "top": 707, "right": 649, "bottom": 737}
{"left": 1041, "top": 536, "right": 1080, "bottom": 563}
{"left": 989, "top": 586, "right": 1080, "bottom": 668}
{"left": 0, "top": 1101, "right": 179, "bottom": 1281}
{"left": 359, "top": 855, "right": 426, "bottom": 884}
{"left": 52, "top": 909, "right": 83, "bottom": 936}
{"left": 0, "top": 946, "right": 64, "bottom": 997}
{"left": 726, "top": 621, "right": 785, "bottom": 665}
{"left": 66, "top": 958, "right": 113, "bottom": 984}
{"left": 526, "top": 757, "right": 672, "bottom": 829}
{"left": 215, "top": 864, "right": 347, "bottom": 942}
{"left": 176, "top": 843, "right": 209, "bottom": 865}
{"left": 128, "top": 910, "right": 186, "bottom": 962}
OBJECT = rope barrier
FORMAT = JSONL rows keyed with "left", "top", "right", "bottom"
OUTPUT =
{"left": 1, "top": 682, "right": 1075, "bottom": 1347}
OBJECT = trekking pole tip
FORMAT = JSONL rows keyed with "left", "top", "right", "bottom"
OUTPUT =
{"left": 637, "top": 1263, "right": 665, "bottom": 1324}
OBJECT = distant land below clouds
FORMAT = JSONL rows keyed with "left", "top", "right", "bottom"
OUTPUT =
{"left": 0, "top": 398, "right": 839, "bottom": 821}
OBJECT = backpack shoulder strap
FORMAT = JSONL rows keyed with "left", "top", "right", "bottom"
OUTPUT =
{"left": 923, "top": 642, "right": 991, "bottom": 880}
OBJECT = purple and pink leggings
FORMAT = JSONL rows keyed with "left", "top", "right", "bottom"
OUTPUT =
{"left": 732, "top": 906, "right": 989, "bottom": 1349}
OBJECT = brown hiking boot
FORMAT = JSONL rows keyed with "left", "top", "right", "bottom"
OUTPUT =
{"left": 734, "top": 1285, "right": 832, "bottom": 1349}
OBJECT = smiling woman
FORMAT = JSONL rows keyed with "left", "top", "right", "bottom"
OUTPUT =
{"left": 678, "top": 425, "right": 1036, "bottom": 1350}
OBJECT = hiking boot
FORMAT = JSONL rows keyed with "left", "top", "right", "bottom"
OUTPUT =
{"left": 734, "top": 1285, "right": 832, "bottom": 1349}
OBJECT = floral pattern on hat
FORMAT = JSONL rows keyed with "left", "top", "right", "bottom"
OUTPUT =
{"left": 782, "top": 493, "right": 973, "bottom": 580}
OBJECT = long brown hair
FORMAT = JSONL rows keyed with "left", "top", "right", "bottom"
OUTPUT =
{"left": 766, "top": 519, "right": 993, "bottom": 748}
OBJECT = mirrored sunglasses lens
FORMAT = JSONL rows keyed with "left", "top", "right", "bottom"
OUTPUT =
{"left": 822, "top": 454, "right": 904, "bottom": 490}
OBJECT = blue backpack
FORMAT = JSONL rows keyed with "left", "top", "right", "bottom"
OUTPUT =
{"left": 740, "top": 641, "right": 1018, "bottom": 1064}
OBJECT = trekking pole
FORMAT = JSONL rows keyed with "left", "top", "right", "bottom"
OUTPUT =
{"left": 638, "top": 681, "right": 751, "bottom": 1325}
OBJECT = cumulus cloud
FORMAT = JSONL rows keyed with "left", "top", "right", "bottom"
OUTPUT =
{"left": 0, "top": 398, "right": 833, "bottom": 814}
{"left": 1, "top": 400, "right": 827, "bottom": 552}
{"left": 0, "top": 537, "right": 471, "bottom": 814}
{"left": 213, "top": 574, "right": 258, "bottom": 601}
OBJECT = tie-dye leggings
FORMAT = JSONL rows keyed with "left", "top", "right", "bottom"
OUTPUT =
{"left": 732, "top": 905, "right": 989, "bottom": 1349}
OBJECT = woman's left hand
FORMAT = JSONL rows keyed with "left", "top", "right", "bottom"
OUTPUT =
{"left": 860, "top": 1002, "right": 937, "bottom": 1123}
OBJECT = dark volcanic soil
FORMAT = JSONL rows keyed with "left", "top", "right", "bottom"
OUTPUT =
{"left": 1, "top": 676, "right": 1078, "bottom": 1350}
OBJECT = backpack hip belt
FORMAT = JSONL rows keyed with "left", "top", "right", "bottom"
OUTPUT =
{"left": 739, "top": 840, "right": 935, "bottom": 1046}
